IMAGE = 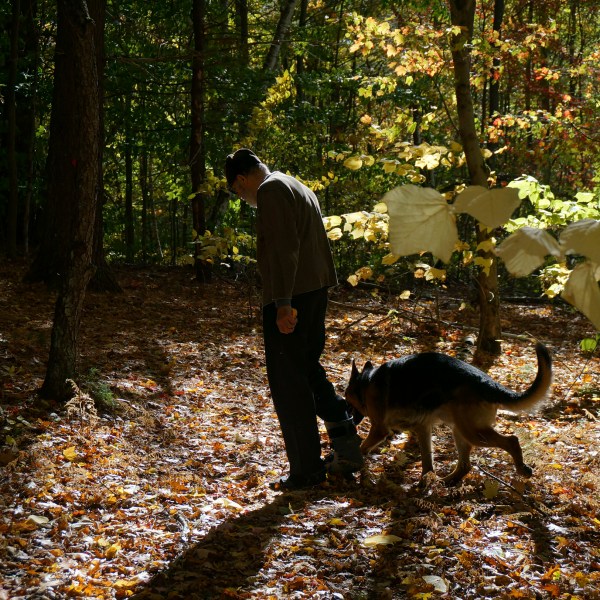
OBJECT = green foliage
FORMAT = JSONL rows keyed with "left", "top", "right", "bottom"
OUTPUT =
{"left": 580, "top": 334, "right": 599, "bottom": 354}
{"left": 81, "top": 368, "right": 118, "bottom": 413}
{"left": 3, "top": 0, "right": 600, "bottom": 300}
{"left": 191, "top": 227, "right": 256, "bottom": 272}
{"left": 507, "top": 177, "right": 600, "bottom": 231}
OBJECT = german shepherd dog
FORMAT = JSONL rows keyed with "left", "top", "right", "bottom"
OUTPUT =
{"left": 345, "top": 343, "right": 552, "bottom": 485}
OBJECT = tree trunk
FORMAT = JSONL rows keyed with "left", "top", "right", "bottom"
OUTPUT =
{"left": 41, "top": 0, "right": 100, "bottom": 400}
{"left": 488, "top": 0, "right": 504, "bottom": 121}
{"left": 263, "top": 0, "right": 298, "bottom": 72}
{"left": 190, "top": 0, "right": 211, "bottom": 282}
{"left": 6, "top": 0, "right": 21, "bottom": 259}
{"left": 124, "top": 101, "right": 134, "bottom": 262}
{"left": 295, "top": 0, "right": 308, "bottom": 103}
{"left": 235, "top": 0, "right": 249, "bottom": 65}
{"left": 21, "top": 0, "right": 39, "bottom": 257}
{"left": 87, "top": 0, "right": 120, "bottom": 292}
{"left": 448, "top": 0, "right": 501, "bottom": 355}
{"left": 140, "top": 150, "right": 150, "bottom": 263}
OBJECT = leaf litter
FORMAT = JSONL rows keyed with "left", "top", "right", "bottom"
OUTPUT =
{"left": 0, "top": 262, "right": 599, "bottom": 599}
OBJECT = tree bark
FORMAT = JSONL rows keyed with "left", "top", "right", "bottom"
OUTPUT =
{"left": 6, "top": 0, "right": 21, "bottom": 259}
{"left": 190, "top": 0, "right": 211, "bottom": 282}
{"left": 124, "top": 100, "right": 135, "bottom": 262}
{"left": 41, "top": 0, "right": 100, "bottom": 400}
{"left": 263, "top": 0, "right": 298, "bottom": 72}
{"left": 448, "top": 0, "right": 502, "bottom": 354}
{"left": 87, "top": 0, "right": 120, "bottom": 292}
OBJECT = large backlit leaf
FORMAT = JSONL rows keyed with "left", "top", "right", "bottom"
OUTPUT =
{"left": 453, "top": 186, "right": 521, "bottom": 228}
{"left": 496, "top": 227, "right": 562, "bottom": 277}
{"left": 562, "top": 262, "right": 600, "bottom": 330}
{"left": 560, "top": 219, "right": 600, "bottom": 263}
{"left": 384, "top": 185, "right": 458, "bottom": 263}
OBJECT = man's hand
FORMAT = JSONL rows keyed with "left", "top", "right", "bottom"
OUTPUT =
{"left": 276, "top": 306, "right": 298, "bottom": 334}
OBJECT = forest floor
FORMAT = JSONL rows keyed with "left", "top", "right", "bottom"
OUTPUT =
{"left": 0, "top": 262, "right": 599, "bottom": 600}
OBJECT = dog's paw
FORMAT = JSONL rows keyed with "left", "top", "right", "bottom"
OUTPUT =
{"left": 442, "top": 474, "right": 464, "bottom": 487}
{"left": 417, "top": 471, "right": 438, "bottom": 489}
{"left": 519, "top": 464, "right": 533, "bottom": 478}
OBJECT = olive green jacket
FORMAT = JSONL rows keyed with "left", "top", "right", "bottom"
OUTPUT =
{"left": 256, "top": 171, "right": 337, "bottom": 306}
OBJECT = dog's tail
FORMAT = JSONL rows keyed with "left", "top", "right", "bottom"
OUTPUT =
{"left": 499, "top": 343, "right": 553, "bottom": 413}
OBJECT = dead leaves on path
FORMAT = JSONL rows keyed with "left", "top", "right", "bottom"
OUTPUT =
{"left": 1, "top": 265, "right": 599, "bottom": 599}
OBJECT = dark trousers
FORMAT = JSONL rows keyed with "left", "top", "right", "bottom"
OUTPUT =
{"left": 262, "top": 287, "right": 348, "bottom": 477}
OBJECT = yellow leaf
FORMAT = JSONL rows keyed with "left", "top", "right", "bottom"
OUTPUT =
{"left": 343, "top": 211, "right": 368, "bottom": 224}
{"left": 399, "top": 290, "right": 411, "bottom": 300}
{"left": 474, "top": 256, "right": 494, "bottom": 276}
{"left": 113, "top": 578, "right": 142, "bottom": 590}
{"left": 363, "top": 534, "right": 402, "bottom": 547}
{"left": 62, "top": 446, "right": 78, "bottom": 462}
{"left": 476, "top": 239, "right": 496, "bottom": 253}
{"left": 483, "top": 479, "right": 500, "bottom": 499}
{"left": 327, "top": 227, "right": 343, "bottom": 241}
{"left": 105, "top": 542, "right": 121, "bottom": 559}
{"left": 343, "top": 156, "right": 363, "bottom": 170}
{"left": 323, "top": 215, "right": 343, "bottom": 229}
{"left": 373, "top": 202, "right": 388, "bottom": 214}
{"left": 381, "top": 253, "right": 400, "bottom": 265}
{"left": 425, "top": 267, "right": 446, "bottom": 281}
{"left": 328, "top": 518, "right": 347, "bottom": 526}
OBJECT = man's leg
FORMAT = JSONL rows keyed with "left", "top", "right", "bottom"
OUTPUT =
{"left": 294, "top": 288, "right": 363, "bottom": 474}
{"left": 263, "top": 302, "right": 324, "bottom": 483}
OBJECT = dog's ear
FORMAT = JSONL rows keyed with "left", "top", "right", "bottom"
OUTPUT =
{"left": 363, "top": 360, "right": 374, "bottom": 374}
{"left": 350, "top": 358, "right": 360, "bottom": 380}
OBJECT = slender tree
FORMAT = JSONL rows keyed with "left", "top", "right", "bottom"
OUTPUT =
{"left": 88, "top": 0, "right": 120, "bottom": 291}
{"left": 263, "top": 0, "right": 298, "bottom": 72}
{"left": 41, "top": 0, "right": 100, "bottom": 399}
{"left": 189, "top": 0, "right": 211, "bottom": 282}
{"left": 6, "top": 0, "right": 21, "bottom": 259}
{"left": 448, "top": 0, "right": 502, "bottom": 354}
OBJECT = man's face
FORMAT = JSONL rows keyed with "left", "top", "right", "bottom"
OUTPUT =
{"left": 230, "top": 174, "right": 257, "bottom": 207}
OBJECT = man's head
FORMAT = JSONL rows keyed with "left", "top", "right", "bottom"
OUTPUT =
{"left": 225, "top": 148, "right": 266, "bottom": 206}
{"left": 225, "top": 148, "right": 261, "bottom": 188}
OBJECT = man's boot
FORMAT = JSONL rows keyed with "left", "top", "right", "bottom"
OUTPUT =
{"left": 324, "top": 417, "right": 364, "bottom": 475}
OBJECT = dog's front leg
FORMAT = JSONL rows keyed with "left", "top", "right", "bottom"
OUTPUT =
{"left": 360, "top": 423, "right": 390, "bottom": 453}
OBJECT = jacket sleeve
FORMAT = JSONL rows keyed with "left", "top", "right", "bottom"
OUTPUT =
{"left": 256, "top": 181, "right": 300, "bottom": 304}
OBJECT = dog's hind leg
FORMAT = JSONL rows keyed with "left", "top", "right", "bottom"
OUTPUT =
{"left": 443, "top": 428, "right": 473, "bottom": 485}
{"left": 465, "top": 426, "right": 532, "bottom": 478}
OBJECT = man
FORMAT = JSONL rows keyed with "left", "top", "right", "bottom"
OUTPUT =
{"left": 225, "top": 148, "right": 363, "bottom": 491}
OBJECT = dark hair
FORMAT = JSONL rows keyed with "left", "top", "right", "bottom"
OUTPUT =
{"left": 225, "top": 148, "right": 261, "bottom": 187}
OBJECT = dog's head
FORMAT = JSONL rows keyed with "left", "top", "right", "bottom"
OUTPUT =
{"left": 344, "top": 359, "right": 375, "bottom": 425}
